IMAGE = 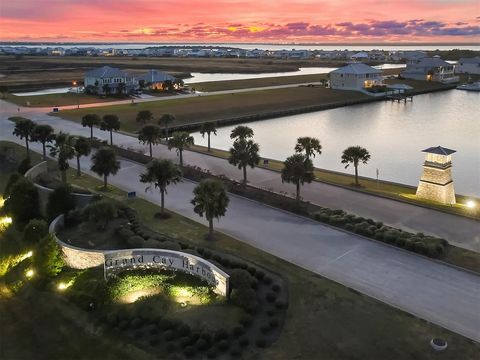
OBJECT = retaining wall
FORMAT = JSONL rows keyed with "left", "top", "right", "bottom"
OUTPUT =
{"left": 25, "top": 161, "right": 94, "bottom": 215}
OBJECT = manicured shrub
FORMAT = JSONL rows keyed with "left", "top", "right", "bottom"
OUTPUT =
{"left": 164, "top": 330, "right": 175, "bottom": 341}
{"left": 166, "top": 342, "right": 176, "bottom": 351}
{"left": 263, "top": 276, "right": 272, "bottom": 285}
{"left": 260, "top": 324, "right": 270, "bottom": 334}
{"left": 255, "top": 338, "right": 266, "bottom": 348}
{"left": 3, "top": 172, "right": 22, "bottom": 196}
{"left": 4, "top": 177, "right": 40, "bottom": 226}
{"left": 206, "top": 349, "right": 217, "bottom": 358}
{"left": 230, "top": 347, "right": 242, "bottom": 357}
{"left": 214, "top": 328, "right": 229, "bottom": 341}
{"left": 217, "top": 339, "right": 230, "bottom": 351}
{"left": 178, "top": 324, "right": 191, "bottom": 337}
{"left": 266, "top": 309, "right": 276, "bottom": 317}
{"left": 275, "top": 300, "right": 287, "bottom": 310}
{"left": 404, "top": 240, "right": 415, "bottom": 251}
{"left": 239, "top": 314, "right": 253, "bottom": 327}
{"left": 373, "top": 231, "right": 384, "bottom": 241}
{"left": 238, "top": 336, "right": 249, "bottom": 347}
{"left": 230, "top": 268, "right": 256, "bottom": 289}
{"left": 247, "top": 266, "right": 256, "bottom": 276}
{"left": 17, "top": 157, "right": 32, "bottom": 175}
{"left": 231, "top": 288, "right": 258, "bottom": 313}
{"left": 255, "top": 270, "right": 265, "bottom": 280}
{"left": 34, "top": 234, "right": 65, "bottom": 278}
{"left": 131, "top": 318, "right": 142, "bottom": 328}
{"left": 23, "top": 219, "right": 48, "bottom": 244}
{"left": 161, "top": 241, "right": 182, "bottom": 251}
{"left": 269, "top": 318, "right": 279, "bottom": 328}
{"left": 183, "top": 346, "right": 196, "bottom": 357}
{"left": 265, "top": 292, "right": 277, "bottom": 303}
{"left": 271, "top": 284, "right": 281, "bottom": 293}
{"left": 81, "top": 199, "right": 117, "bottom": 231}
{"left": 395, "top": 237, "right": 406, "bottom": 247}
{"left": 344, "top": 223, "right": 354, "bottom": 231}
{"left": 413, "top": 242, "right": 428, "bottom": 255}
{"left": 196, "top": 338, "right": 210, "bottom": 351}
{"left": 117, "top": 227, "right": 135, "bottom": 240}
{"left": 232, "top": 326, "right": 245, "bottom": 336}
{"left": 46, "top": 184, "right": 76, "bottom": 221}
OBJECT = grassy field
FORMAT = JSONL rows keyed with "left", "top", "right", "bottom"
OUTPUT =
{"left": 1, "top": 141, "right": 479, "bottom": 359}
{"left": 56, "top": 86, "right": 370, "bottom": 133}
{"left": 3, "top": 92, "right": 119, "bottom": 107}
{"left": 189, "top": 144, "right": 480, "bottom": 219}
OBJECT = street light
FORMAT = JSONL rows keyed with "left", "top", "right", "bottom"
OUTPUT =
{"left": 72, "top": 80, "right": 79, "bottom": 109}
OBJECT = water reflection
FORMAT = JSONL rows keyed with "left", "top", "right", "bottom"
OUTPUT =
{"left": 192, "top": 90, "right": 480, "bottom": 196}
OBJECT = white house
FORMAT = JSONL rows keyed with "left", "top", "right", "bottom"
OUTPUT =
{"left": 84, "top": 66, "right": 136, "bottom": 95}
{"left": 455, "top": 57, "right": 480, "bottom": 75}
{"left": 401, "top": 57, "right": 458, "bottom": 83}
{"left": 351, "top": 52, "right": 369, "bottom": 61}
{"left": 329, "top": 63, "right": 383, "bottom": 92}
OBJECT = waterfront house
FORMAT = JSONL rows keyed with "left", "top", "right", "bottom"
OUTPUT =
{"left": 401, "top": 57, "right": 458, "bottom": 83}
{"left": 455, "top": 57, "right": 480, "bottom": 75}
{"left": 137, "top": 69, "right": 180, "bottom": 90}
{"left": 329, "top": 63, "right": 383, "bottom": 92}
{"left": 351, "top": 52, "right": 369, "bottom": 61}
{"left": 84, "top": 66, "right": 137, "bottom": 95}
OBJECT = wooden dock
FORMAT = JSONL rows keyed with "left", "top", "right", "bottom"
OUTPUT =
{"left": 386, "top": 94, "right": 413, "bottom": 102}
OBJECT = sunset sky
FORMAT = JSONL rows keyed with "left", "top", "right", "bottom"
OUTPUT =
{"left": 1, "top": 0, "right": 479, "bottom": 43}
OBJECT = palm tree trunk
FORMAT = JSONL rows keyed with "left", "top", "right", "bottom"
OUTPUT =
{"left": 207, "top": 133, "right": 211, "bottom": 151}
{"left": 42, "top": 142, "right": 47, "bottom": 160}
{"left": 90, "top": 126, "right": 93, "bottom": 140}
{"left": 103, "top": 174, "right": 108, "bottom": 190}
{"left": 160, "top": 189, "right": 165, "bottom": 214}
{"left": 208, "top": 218, "right": 213, "bottom": 239}
{"left": 354, "top": 165, "right": 359, "bottom": 186}
{"left": 179, "top": 150, "right": 183, "bottom": 167}
{"left": 76, "top": 155, "right": 81, "bottom": 177}
{"left": 243, "top": 166, "right": 247, "bottom": 187}
{"left": 25, "top": 137, "right": 30, "bottom": 158}
{"left": 296, "top": 181, "right": 301, "bottom": 204}
{"left": 149, "top": 142, "right": 153, "bottom": 158}
{"left": 61, "top": 170, "right": 67, "bottom": 183}
{"left": 109, "top": 130, "right": 113, "bottom": 145}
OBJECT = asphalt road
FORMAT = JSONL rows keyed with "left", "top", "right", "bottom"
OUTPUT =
{"left": 1, "top": 117, "right": 479, "bottom": 343}
{"left": 2, "top": 100, "right": 478, "bottom": 252}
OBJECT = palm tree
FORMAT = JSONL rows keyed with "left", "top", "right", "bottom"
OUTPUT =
{"left": 136, "top": 110, "right": 153, "bottom": 124}
{"left": 138, "top": 124, "right": 162, "bottom": 158}
{"left": 295, "top": 136, "right": 322, "bottom": 160}
{"left": 191, "top": 178, "right": 229, "bottom": 239}
{"left": 117, "top": 82, "right": 126, "bottom": 95}
{"left": 90, "top": 147, "right": 120, "bottom": 190}
{"left": 230, "top": 125, "right": 254, "bottom": 140}
{"left": 73, "top": 136, "right": 92, "bottom": 177}
{"left": 12, "top": 118, "right": 36, "bottom": 158}
{"left": 81, "top": 114, "right": 100, "bottom": 140}
{"left": 140, "top": 159, "right": 181, "bottom": 216}
{"left": 48, "top": 133, "right": 76, "bottom": 183}
{"left": 32, "top": 124, "right": 55, "bottom": 160}
{"left": 341, "top": 146, "right": 371, "bottom": 186}
{"left": 100, "top": 114, "right": 121, "bottom": 145}
{"left": 167, "top": 132, "right": 194, "bottom": 168}
{"left": 200, "top": 122, "right": 217, "bottom": 151}
{"left": 228, "top": 138, "right": 260, "bottom": 187}
{"left": 158, "top": 113, "right": 175, "bottom": 139}
{"left": 281, "top": 154, "right": 315, "bottom": 204}
{"left": 102, "top": 84, "right": 110, "bottom": 96}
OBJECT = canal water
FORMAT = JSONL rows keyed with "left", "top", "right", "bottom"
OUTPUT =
{"left": 185, "top": 64, "right": 404, "bottom": 83}
{"left": 192, "top": 89, "right": 480, "bottom": 196}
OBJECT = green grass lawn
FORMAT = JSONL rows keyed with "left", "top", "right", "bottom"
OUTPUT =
{"left": 56, "top": 86, "right": 370, "bottom": 133}
{"left": 3, "top": 92, "right": 119, "bottom": 108}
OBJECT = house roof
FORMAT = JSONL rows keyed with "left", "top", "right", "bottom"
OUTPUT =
{"left": 387, "top": 83, "right": 413, "bottom": 90}
{"left": 422, "top": 146, "right": 456, "bottom": 155}
{"left": 413, "top": 57, "right": 451, "bottom": 67}
{"left": 352, "top": 52, "right": 369, "bottom": 58}
{"left": 458, "top": 56, "right": 480, "bottom": 64}
{"left": 85, "top": 66, "right": 130, "bottom": 78}
{"left": 137, "top": 69, "right": 176, "bottom": 83}
{"left": 330, "top": 63, "right": 381, "bottom": 75}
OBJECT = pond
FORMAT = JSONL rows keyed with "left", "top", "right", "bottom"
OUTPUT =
{"left": 192, "top": 89, "right": 480, "bottom": 196}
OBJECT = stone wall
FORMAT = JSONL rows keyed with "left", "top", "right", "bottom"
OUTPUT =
{"left": 25, "top": 161, "right": 95, "bottom": 215}
{"left": 416, "top": 163, "right": 456, "bottom": 204}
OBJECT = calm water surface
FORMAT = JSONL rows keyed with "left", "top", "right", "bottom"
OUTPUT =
{"left": 192, "top": 90, "right": 480, "bottom": 196}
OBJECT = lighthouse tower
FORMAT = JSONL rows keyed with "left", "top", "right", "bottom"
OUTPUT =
{"left": 416, "top": 146, "right": 456, "bottom": 205}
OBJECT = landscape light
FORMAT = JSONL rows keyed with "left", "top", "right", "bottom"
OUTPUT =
{"left": 0, "top": 216, "right": 12, "bottom": 231}
{"left": 25, "top": 269, "right": 34, "bottom": 278}
{"left": 0, "top": 196, "right": 5, "bottom": 208}
{"left": 25, "top": 251, "right": 33, "bottom": 258}
{"left": 466, "top": 200, "right": 476, "bottom": 209}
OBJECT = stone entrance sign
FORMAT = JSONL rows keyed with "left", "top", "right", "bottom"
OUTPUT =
{"left": 104, "top": 248, "right": 229, "bottom": 296}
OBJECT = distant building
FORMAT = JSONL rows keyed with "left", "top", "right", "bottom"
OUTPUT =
{"left": 137, "top": 69, "right": 180, "bottom": 90}
{"left": 84, "top": 66, "right": 136, "bottom": 95}
{"left": 455, "top": 57, "right": 480, "bottom": 75}
{"left": 329, "top": 63, "right": 383, "bottom": 91}
{"left": 416, "top": 146, "right": 456, "bottom": 205}
{"left": 401, "top": 57, "right": 458, "bottom": 83}
{"left": 351, "top": 52, "right": 369, "bottom": 61}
